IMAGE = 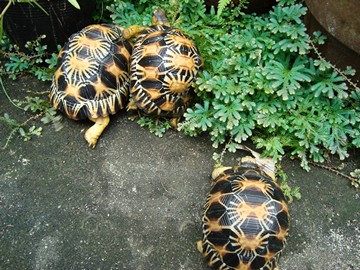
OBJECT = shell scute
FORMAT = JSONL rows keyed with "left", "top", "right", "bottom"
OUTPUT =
{"left": 223, "top": 252, "right": 241, "bottom": 268}
{"left": 138, "top": 55, "right": 164, "bottom": 69}
{"left": 142, "top": 31, "right": 167, "bottom": 46}
{"left": 206, "top": 202, "right": 227, "bottom": 220}
{"left": 210, "top": 179, "right": 233, "bottom": 194}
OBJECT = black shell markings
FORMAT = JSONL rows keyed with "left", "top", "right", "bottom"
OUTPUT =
{"left": 201, "top": 164, "right": 289, "bottom": 270}
{"left": 49, "top": 24, "right": 133, "bottom": 120}
{"left": 130, "top": 25, "right": 202, "bottom": 117}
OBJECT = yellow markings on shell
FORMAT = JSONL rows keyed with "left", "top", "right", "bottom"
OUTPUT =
{"left": 144, "top": 30, "right": 163, "bottom": 41}
{"left": 106, "top": 61, "right": 126, "bottom": 82}
{"left": 70, "top": 36, "right": 109, "bottom": 60}
{"left": 86, "top": 98, "right": 110, "bottom": 119}
{"left": 144, "top": 88, "right": 163, "bottom": 100}
{"left": 82, "top": 24, "right": 121, "bottom": 42}
{"left": 92, "top": 25, "right": 116, "bottom": 38}
{"left": 141, "top": 42, "right": 162, "bottom": 56}
{"left": 139, "top": 65, "right": 161, "bottom": 81}
{"left": 233, "top": 232, "right": 267, "bottom": 252}
{"left": 207, "top": 218, "right": 223, "bottom": 232}
{"left": 65, "top": 54, "right": 98, "bottom": 82}
{"left": 171, "top": 53, "right": 196, "bottom": 71}
{"left": 64, "top": 83, "right": 81, "bottom": 99}
{"left": 275, "top": 203, "right": 289, "bottom": 242}
{"left": 232, "top": 177, "right": 273, "bottom": 197}
{"left": 168, "top": 34, "right": 195, "bottom": 49}
{"left": 76, "top": 34, "right": 102, "bottom": 50}
{"left": 159, "top": 98, "right": 175, "bottom": 112}
{"left": 163, "top": 73, "right": 191, "bottom": 94}
{"left": 49, "top": 81, "right": 61, "bottom": 109}
{"left": 68, "top": 54, "right": 91, "bottom": 71}
{"left": 236, "top": 201, "right": 269, "bottom": 221}
{"left": 276, "top": 225, "right": 289, "bottom": 242}
{"left": 205, "top": 191, "right": 224, "bottom": 208}
{"left": 117, "top": 45, "right": 132, "bottom": 62}
{"left": 212, "top": 243, "right": 232, "bottom": 261}
{"left": 84, "top": 100, "right": 100, "bottom": 119}
{"left": 237, "top": 264, "right": 253, "bottom": 270}
{"left": 261, "top": 252, "right": 278, "bottom": 268}
{"left": 92, "top": 79, "right": 115, "bottom": 99}
{"left": 52, "top": 68, "right": 63, "bottom": 88}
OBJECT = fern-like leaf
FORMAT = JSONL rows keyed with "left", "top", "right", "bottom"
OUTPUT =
{"left": 217, "top": 0, "right": 232, "bottom": 17}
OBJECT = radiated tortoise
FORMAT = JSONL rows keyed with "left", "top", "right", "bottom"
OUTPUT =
{"left": 123, "top": 9, "right": 203, "bottom": 127}
{"left": 50, "top": 24, "right": 133, "bottom": 147}
{"left": 198, "top": 154, "right": 289, "bottom": 270}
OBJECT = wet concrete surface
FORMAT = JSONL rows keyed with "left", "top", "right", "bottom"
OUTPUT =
{"left": 0, "top": 77, "right": 359, "bottom": 270}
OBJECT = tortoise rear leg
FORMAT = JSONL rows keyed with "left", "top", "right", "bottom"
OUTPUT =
{"left": 84, "top": 116, "right": 110, "bottom": 148}
{"left": 196, "top": 240, "right": 204, "bottom": 254}
{"left": 169, "top": 117, "right": 180, "bottom": 129}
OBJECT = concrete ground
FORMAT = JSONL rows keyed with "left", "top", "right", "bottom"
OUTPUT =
{"left": 0, "top": 77, "right": 359, "bottom": 270}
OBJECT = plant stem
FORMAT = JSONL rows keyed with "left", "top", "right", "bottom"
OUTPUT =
{"left": 310, "top": 40, "right": 360, "bottom": 91}
{"left": 0, "top": 77, "right": 24, "bottom": 111}
{"left": 0, "top": 0, "right": 12, "bottom": 19}
{"left": 2, "top": 112, "right": 44, "bottom": 150}
{"left": 308, "top": 160, "right": 360, "bottom": 189}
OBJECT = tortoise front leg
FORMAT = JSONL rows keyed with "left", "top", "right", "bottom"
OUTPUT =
{"left": 84, "top": 116, "right": 110, "bottom": 148}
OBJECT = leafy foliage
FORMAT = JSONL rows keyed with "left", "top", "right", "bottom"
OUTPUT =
{"left": 216, "top": 0, "right": 249, "bottom": 17}
{"left": 350, "top": 169, "right": 360, "bottom": 189}
{"left": 108, "top": 0, "right": 359, "bottom": 170}
{"left": 111, "top": 0, "right": 360, "bottom": 169}
{"left": 0, "top": 35, "right": 58, "bottom": 80}
{"left": 0, "top": 33, "right": 61, "bottom": 148}
{"left": 276, "top": 166, "right": 301, "bottom": 203}
{"left": 135, "top": 115, "right": 172, "bottom": 137}
{"left": 0, "top": 78, "right": 63, "bottom": 149}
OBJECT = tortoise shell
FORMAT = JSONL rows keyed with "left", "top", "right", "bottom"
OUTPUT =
{"left": 129, "top": 25, "right": 202, "bottom": 118}
{"left": 49, "top": 24, "right": 133, "bottom": 120}
{"left": 200, "top": 159, "right": 289, "bottom": 270}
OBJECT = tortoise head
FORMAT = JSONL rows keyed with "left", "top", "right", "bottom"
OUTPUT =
{"left": 241, "top": 155, "right": 275, "bottom": 181}
{"left": 152, "top": 8, "right": 170, "bottom": 27}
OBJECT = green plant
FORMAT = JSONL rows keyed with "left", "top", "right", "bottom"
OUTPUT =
{"left": 130, "top": 115, "right": 172, "bottom": 138}
{"left": 276, "top": 166, "right": 301, "bottom": 203}
{"left": 93, "top": 0, "right": 115, "bottom": 23}
{"left": 0, "top": 78, "right": 63, "bottom": 149}
{"left": 349, "top": 169, "right": 360, "bottom": 189}
{"left": 108, "top": 0, "right": 359, "bottom": 172}
{"left": 0, "top": 35, "right": 58, "bottom": 80}
{"left": 216, "top": 0, "right": 248, "bottom": 17}
{"left": 0, "top": 25, "right": 62, "bottom": 148}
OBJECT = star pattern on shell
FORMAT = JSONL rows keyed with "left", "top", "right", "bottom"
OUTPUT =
{"left": 49, "top": 24, "right": 133, "bottom": 147}
{"left": 199, "top": 160, "right": 289, "bottom": 270}
{"left": 129, "top": 24, "right": 202, "bottom": 125}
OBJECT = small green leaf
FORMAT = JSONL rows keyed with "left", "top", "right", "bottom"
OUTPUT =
{"left": 68, "top": 0, "right": 81, "bottom": 9}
